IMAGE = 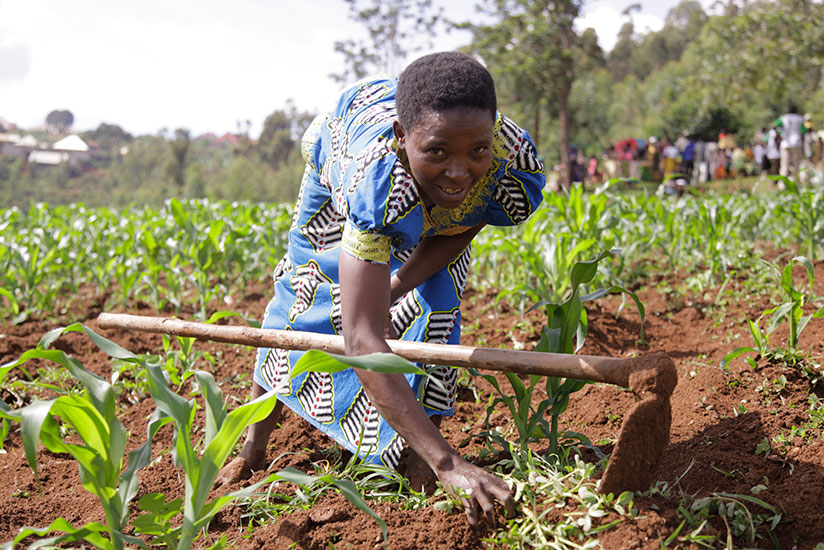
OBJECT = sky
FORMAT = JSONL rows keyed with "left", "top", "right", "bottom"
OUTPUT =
{"left": 0, "top": 0, "right": 717, "bottom": 138}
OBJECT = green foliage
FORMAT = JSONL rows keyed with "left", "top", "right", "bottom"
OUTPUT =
{"left": 0, "top": 200, "right": 292, "bottom": 319}
{"left": 486, "top": 454, "right": 635, "bottom": 549}
{"left": 462, "top": 0, "right": 596, "bottom": 186}
{"left": 293, "top": 350, "right": 425, "bottom": 379}
{"left": 471, "top": 249, "right": 644, "bottom": 466}
{"left": 82, "top": 123, "right": 133, "bottom": 157}
{"left": 1, "top": 325, "right": 388, "bottom": 549}
{"left": 0, "top": 324, "right": 166, "bottom": 550}
{"left": 722, "top": 256, "right": 824, "bottom": 370}
{"left": 773, "top": 175, "right": 824, "bottom": 259}
{"left": 45, "top": 109, "right": 74, "bottom": 134}
{"left": 167, "top": 128, "right": 191, "bottom": 189}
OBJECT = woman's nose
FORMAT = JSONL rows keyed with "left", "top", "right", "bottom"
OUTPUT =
{"left": 445, "top": 160, "right": 471, "bottom": 182}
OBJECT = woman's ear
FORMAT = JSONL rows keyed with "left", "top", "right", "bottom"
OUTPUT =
{"left": 393, "top": 120, "right": 406, "bottom": 147}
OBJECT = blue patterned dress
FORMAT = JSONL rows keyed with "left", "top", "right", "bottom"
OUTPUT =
{"left": 254, "top": 76, "right": 545, "bottom": 468}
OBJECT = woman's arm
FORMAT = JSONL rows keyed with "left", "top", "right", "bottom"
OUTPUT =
{"left": 390, "top": 223, "right": 484, "bottom": 303}
{"left": 339, "top": 250, "right": 513, "bottom": 529}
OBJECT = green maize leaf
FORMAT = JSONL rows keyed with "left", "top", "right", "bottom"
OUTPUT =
{"left": 205, "top": 310, "right": 259, "bottom": 328}
{"left": 469, "top": 368, "right": 503, "bottom": 394}
{"left": 504, "top": 371, "right": 527, "bottom": 402}
{"left": 144, "top": 364, "right": 198, "bottom": 473}
{"left": 195, "top": 391, "right": 280, "bottom": 514}
{"left": 721, "top": 347, "right": 760, "bottom": 369}
{"left": 4, "top": 519, "right": 117, "bottom": 550}
{"left": 747, "top": 319, "right": 766, "bottom": 352}
{"left": 791, "top": 255, "right": 815, "bottom": 289}
{"left": 798, "top": 305, "right": 824, "bottom": 336}
{"left": 19, "top": 399, "right": 57, "bottom": 485}
{"left": 582, "top": 285, "right": 646, "bottom": 343}
{"left": 768, "top": 302, "right": 796, "bottom": 334}
{"left": 194, "top": 371, "right": 228, "bottom": 449}
{"left": 39, "top": 323, "right": 141, "bottom": 362}
{"left": 292, "top": 350, "right": 424, "bottom": 380}
{"left": 0, "top": 413, "right": 9, "bottom": 451}
{"left": 0, "top": 287, "right": 20, "bottom": 315}
{"left": 169, "top": 198, "right": 195, "bottom": 238}
{"left": 119, "top": 409, "right": 173, "bottom": 515}
{"left": 770, "top": 174, "right": 797, "bottom": 193}
{"left": 329, "top": 478, "right": 388, "bottom": 542}
{"left": 525, "top": 398, "right": 553, "bottom": 437}
{"left": 52, "top": 397, "right": 113, "bottom": 461}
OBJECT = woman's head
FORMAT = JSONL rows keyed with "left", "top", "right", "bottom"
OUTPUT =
{"left": 394, "top": 52, "right": 497, "bottom": 209}
{"left": 396, "top": 51, "right": 497, "bottom": 130}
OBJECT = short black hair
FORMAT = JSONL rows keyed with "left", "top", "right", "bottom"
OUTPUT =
{"left": 396, "top": 51, "right": 497, "bottom": 130}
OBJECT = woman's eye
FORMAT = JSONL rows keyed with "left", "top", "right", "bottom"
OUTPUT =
{"left": 472, "top": 146, "right": 488, "bottom": 155}
{"left": 427, "top": 148, "right": 446, "bottom": 157}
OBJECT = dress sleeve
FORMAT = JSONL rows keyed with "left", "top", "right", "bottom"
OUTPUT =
{"left": 340, "top": 133, "right": 424, "bottom": 264}
{"left": 482, "top": 115, "right": 546, "bottom": 227}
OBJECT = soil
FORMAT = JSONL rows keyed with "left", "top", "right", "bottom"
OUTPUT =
{"left": 2, "top": 262, "right": 824, "bottom": 550}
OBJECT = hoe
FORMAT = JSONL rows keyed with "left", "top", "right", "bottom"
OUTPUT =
{"left": 97, "top": 312, "right": 677, "bottom": 495}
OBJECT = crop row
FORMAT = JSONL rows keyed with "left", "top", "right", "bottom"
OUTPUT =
{"left": 0, "top": 199, "right": 292, "bottom": 322}
{"left": 7, "top": 176, "right": 822, "bottom": 324}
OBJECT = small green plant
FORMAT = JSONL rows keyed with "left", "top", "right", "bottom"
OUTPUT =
{"left": 470, "top": 249, "right": 644, "bottom": 466}
{"left": 0, "top": 324, "right": 166, "bottom": 550}
{"left": 139, "top": 347, "right": 406, "bottom": 549}
{"left": 722, "top": 256, "right": 824, "bottom": 370}
{"left": 689, "top": 492, "right": 782, "bottom": 547}
{"left": 772, "top": 175, "right": 824, "bottom": 259}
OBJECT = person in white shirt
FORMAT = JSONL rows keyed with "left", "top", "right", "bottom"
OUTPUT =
{"left": 753, "top": 141, "right": 765, "bottom": 175}
{"left": 766, "top": 126, "right": 781, "bottom": 176}
{"left": 775, "top": 105, "right": 806, "bottom": 180}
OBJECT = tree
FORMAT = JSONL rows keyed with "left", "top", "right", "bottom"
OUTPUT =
{"left": 167, "top": 128, "right": 191, "bottom": 188}
{"left": 45, "top": 109, "right": 74, "bottom": 134}
{"left": 256, "top": 101, "right": 314, "bottom": 168}
{"left": 677, "top": 0, "right": 824, "bottom": 137}
{"left": 606, "top": 21, "right": 637, "bottom": 81}
{"left": 464, "top": 0, "right": 592, "bottom": 188}
{"left": 331, "top": 0, "right": 442, "bottom": 83}
{"left": 82, "top": 123, "right": 133, "bottom": 155}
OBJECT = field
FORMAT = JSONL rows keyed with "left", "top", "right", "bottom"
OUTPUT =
{"left": 2, "top": 175, "right": 824, "bottom": 549}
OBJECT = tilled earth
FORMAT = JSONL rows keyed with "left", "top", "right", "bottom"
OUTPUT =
{"left": 2, "top": 262, "right": 824, "bottom": 549}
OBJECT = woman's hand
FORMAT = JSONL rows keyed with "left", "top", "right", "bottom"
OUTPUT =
{"left": 433, "top": 453, "right": 515, "bottom": 530}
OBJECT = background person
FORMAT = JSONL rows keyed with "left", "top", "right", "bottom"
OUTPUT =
{"left": 766, "top": 125, "right": 781, "bottom": 176}
{"left": 775, "top": 104, "right": 806, "bottom": 180}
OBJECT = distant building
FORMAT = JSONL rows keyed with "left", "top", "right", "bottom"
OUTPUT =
{"left": 22, "top": 134, "right": 92, "bottom": 173}
{"left": 28, "top": 150, "right": 70, "bottom": 166}
{"left": 0, "top": 133, "right": 37, "bottom": 159}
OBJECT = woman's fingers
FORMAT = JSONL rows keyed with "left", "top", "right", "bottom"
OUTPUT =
{"left": 436, "top": 457, "right": 516, "bottom": 531}
{"left": 474, "top": 488, "right": 497, "bottom": 528}
{"left": 462, "top": 496, "right": 479, "bottom": 530}
{"left": 487, "top": 476, "right": 516, "bottom": 516}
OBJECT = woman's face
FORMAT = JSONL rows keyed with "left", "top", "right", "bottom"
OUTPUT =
{"left": 394, "top": 107, "right": 494, "bottom": 209}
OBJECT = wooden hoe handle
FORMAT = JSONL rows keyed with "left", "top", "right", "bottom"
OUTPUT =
{"left": 97, "top": 313, "right": 633, "bottom": 387}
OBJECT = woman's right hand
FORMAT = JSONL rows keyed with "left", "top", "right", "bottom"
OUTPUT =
{"left": 432, "top": 453, "right": 515, "bottom": 531}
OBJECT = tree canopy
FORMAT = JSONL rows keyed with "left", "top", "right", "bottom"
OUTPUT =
{"left": 45, "top": 109, "right": 74, "bottom": 134}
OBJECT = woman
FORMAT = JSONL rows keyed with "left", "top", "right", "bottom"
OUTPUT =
{"left": 220, "top": 52, "right": 546, "bottom": 528}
